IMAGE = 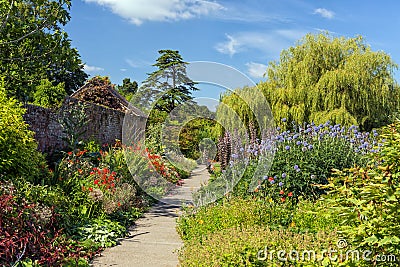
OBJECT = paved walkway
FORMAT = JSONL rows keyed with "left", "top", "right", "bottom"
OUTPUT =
{"left": 91, "top": 165, "right": 209, "bottom": 267}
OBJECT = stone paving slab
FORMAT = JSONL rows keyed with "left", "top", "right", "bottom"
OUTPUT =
{"left": 90, "top": 165, "right": 209, "bottom": 267}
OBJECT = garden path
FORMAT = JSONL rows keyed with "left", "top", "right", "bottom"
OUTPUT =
{"left": 90, "top": 165, "right": 210, "bottom": 267}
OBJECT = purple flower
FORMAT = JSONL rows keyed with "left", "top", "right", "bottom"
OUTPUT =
{"left": 296, "top": 141, "right": 302, "bottom": 146}
{"left": 282, "top": 173, "right": 287, "bottom": 178}
{"left": 270, "top": 179, "right": 275, "bottom": 184}
{"left": 278, "top": 182, "right": 284, "bottom": 187}
{"left": 282, "top": 118, "right": 287, "bottom": 122}
{"left": 294, "top": 165, "right": 299, "bottom": 170}
{"left": 285, "top": 145, "right": 291, "bottom": 150}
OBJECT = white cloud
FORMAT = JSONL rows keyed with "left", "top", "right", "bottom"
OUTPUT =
{"left": 84, "top": 64, "right": 104, "bottom": 72}
{"left": 120, "top": 68, "right": 128, "bottom": 72}
{"left": 215, "top": 29, "right": 307, "bottom": 57}
{"left": 246, "top": 62, "right": 267, "bottom": 78}
{"left": 125, "top": 59, "right": 138, "bottom": 68}
{"left": 215, "top": 34, "right": 239, "bottom": 56}
{"left": 314, "top": 8, "right": 335, "bottom": 19}
{"left": 83, "top": 0, "right": 224, "bottom": 25}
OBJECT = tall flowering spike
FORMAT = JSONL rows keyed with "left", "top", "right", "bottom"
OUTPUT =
{"left": 249, "top": 121, "right": 257, "bottom": 148}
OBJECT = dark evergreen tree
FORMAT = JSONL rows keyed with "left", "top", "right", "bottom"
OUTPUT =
{"left": 134, "top": 49, "right": 198, "bottom": 112}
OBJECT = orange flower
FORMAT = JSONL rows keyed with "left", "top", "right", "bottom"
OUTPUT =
{"left": 117, "top": 202, "right": 121, "bottom": 207}
{"left": 281, "top": 197, "right": 286, "bottom": 202}
{"left": 288, "top": 192, "right": 293, "bottom": 197}
{"left": 78, "top": 169, "right": 83, "bottom": 174}
{"left": 279, "top": 190, "right": 284, "bottom": 195}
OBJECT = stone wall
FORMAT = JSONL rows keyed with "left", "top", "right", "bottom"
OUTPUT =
{"left": 23, "top": 98, "right": 146, "bottom": 155}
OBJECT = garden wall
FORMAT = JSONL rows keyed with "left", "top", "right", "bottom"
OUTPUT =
{"left": 23, "top": 98, "right": 146, "bottom": 155}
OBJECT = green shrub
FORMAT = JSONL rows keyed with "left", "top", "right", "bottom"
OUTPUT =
{"left": 178, "top": 195, "right": 346, "bottom": 266}
{"left": 179, "top": 225, "right": 340, "bottom": 267}
{"left": 33, "top": 79, "right": 66, "bottom": 108}
{"left": 320, "top": 120, "right": 400, "bottom": 266}
{"left": 0, "top": 85, "right": 48, "bottom": 184}
{"left": 178, "top": 197, "right": 337, "bottom": 243}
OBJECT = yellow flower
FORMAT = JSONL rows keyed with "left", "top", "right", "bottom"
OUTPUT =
{"left": 199, "top": 219, "right": 204, "bottom": 225}
{"left": 268, "top": 198, "right": 273, "bottom": 203}
{"left": 290, "top": 221, "right": 296, "bottom": 227}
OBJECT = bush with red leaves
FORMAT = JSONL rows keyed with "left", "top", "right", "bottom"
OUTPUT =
{"left": 0, "top": 193, "right": 83, "bottom": 266}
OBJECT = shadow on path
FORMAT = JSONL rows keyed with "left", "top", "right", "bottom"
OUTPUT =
{"left": 90, "top": 165, "right": 210, "bottom": 267}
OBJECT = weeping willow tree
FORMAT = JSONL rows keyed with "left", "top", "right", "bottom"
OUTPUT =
{"left": 259, "top": 32, "right": 400, "bottom": 131}
{"left": 214, "top": 86, "right": 273, "bottom": 138}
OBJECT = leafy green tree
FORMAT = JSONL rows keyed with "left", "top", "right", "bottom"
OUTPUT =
{"left": 259, "top": 32, "right": 399, "bottom": 131}
{"left": 116, "top": 77, "right": 138, "bottom": 101}
{"left": 33, "top": 79, "right": 66, "bottom": 108}
{"left": 134, "top": 49, "right": 198, "bottom": 113}
{"left": 215, "top": 86, "right": 272, "bottom": 138}
{"left": 0, "top": 81, "right": 47, "bottom": 183}
{"left": 0, "top": 0, "right": 87, "bottom": 100}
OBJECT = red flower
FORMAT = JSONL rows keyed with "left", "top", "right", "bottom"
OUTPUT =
{"left": 281, "top": 197, "right": 286, "bottom": 202}
{"left": 279, "top": 190, "right": 284, "bottom": 195}
{"left": 88, "top": 187, "right": 93, "bottom": 192}
{"left": 94, "top": 179, "right": 99, "bottom": 185}
{"left": 288, "top": 192, "right": 293, "bottom": 197}
{"left": 268, "top": 177, "right": 274, "bottom": 182}
{"left": 67, "top": 151, "right": 73, "bottom": 156}
{"left": 117, "top": 202, "right": 121, "bottom": 207}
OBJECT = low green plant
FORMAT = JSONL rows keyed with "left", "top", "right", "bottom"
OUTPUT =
{"left": 178, "top": 195, "right": 345, "bottom": 266}
{"left": 179, "top": 225, "right": 342, "bottom": 267}
{"left": 73, "top": 218, "right": 126, "bottom": 248}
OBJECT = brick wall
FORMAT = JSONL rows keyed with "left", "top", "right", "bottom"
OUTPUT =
{"left": 23, "top": 98, "right": 146, "bottom": 154}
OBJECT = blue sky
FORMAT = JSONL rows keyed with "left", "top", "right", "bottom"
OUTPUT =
{"left": 65, "top": 0, "right": 400, "bottom": 100}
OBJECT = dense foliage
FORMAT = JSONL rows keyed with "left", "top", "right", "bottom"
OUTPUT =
{"left": 218, "top": 33, "right": 399, "bottom": 132}
{"left": 116, "top": 77, "right": 138, "bottom": 102}
{"left": 178, "top": 197, "right": 340, "bottom": 266}
{"left": 320, "top": 120, "right": 400, "bottom": 266}
{"left": 33, "top": 79, "right": 66, "bottom": 108}
{"left": 0, "top": 0, "right": 87, "bottom": 100}
{"left": 133, "top": 49, "right": 198, "bottom": 112}
{"left": 0, "top": 85, "right": 47, "bottom": 184}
